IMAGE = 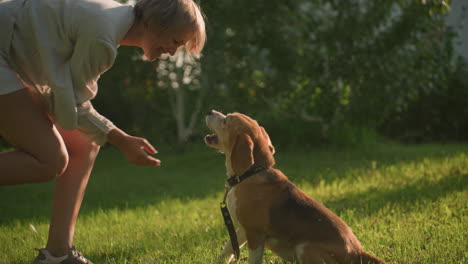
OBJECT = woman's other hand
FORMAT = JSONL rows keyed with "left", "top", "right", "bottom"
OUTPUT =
{"left": 107, "top": 128, "right": 161, "bottom": 166}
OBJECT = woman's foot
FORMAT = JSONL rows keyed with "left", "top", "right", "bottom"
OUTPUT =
{"left": 32, "top": 246, "right": 92, "bottom": 264}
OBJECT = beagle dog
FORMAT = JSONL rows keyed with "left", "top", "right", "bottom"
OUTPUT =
{"left": 204, "top": 110, "right": 386, "bottom": 264}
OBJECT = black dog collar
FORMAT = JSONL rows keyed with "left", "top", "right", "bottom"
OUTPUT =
{"left": 225, "top": 166, "right": 268, "bottom": 188}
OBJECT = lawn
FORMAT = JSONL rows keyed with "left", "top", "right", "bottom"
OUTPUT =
{"left": 0, "top": 143, "right": 466, "bottom": 264}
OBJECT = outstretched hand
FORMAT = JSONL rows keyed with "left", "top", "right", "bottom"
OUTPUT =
{"left": 107, "top": 128, "right": 161, "bottom": 166}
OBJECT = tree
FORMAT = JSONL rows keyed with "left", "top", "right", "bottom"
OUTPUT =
{"left": 91, "top": 0, "right": 465, "bottom": 149}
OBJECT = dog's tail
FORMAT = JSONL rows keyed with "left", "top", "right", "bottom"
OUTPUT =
{"left": 359, "top": 251, "right": 386, "bottom": 264}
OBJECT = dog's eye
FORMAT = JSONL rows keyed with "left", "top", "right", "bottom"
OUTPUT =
{"left": 223, "top": 119, "right": 227, "bottom": 124}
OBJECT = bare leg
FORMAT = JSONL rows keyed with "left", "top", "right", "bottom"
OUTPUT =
{"left": 0, "top": 88, "right": 99, "bottom": 256}
{"left": 0, "top": 88, "right": 68, "bottom": 185}
{"left": 46, "top": 128, "right": 100, "bottom": 256}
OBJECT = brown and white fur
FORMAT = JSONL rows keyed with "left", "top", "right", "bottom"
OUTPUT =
{"left": 204, "top": 110, "right": 386, "bottom": 264}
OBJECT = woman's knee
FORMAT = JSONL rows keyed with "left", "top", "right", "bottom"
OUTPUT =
{"left": 36, "top": 134, "right": 100, "bottom": 182}
{"left": 59, "top": 129, "right": 100, "bottom": 162}
{"left": 36, "top": 141, "right": 69, "bottom": 182}
{"left": 0, "top": 88, "right": 71, "bottom": 182}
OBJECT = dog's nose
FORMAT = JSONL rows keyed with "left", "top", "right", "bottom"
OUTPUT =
{"left": 207, "top": 110, "right": 214, "bottom": 115}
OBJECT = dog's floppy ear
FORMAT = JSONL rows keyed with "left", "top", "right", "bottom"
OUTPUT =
{"left": 230, "top": 133, "right": 254, "bottom": 175}
{"left": 260, "top": 126, "right": 275, "bottom": 155}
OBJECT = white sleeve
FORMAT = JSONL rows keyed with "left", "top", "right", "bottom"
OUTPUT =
{"left": 69, "top": 38, "right": 117, "bottom": 145}
{"left": 76, "top": 101, "right": 116, "bottom": 146}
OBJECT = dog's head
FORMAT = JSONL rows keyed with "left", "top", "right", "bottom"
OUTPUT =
{"left": 205, "top": 110, "right": 275, "bottom": 176}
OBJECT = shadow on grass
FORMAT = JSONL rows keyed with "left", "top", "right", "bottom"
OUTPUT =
{"left": 0, "top": 146, "right": 227, "bottom": 225}
{"left": 276, "top": 143, "right": 468, "bottom": 186}
{"left": 324, "top": 171, "right": 467, "bottom": 217}
{"left": 83, "top": 225, "right": 223, "bottom": 264}
{"left": 0, "top": 143, "right": 466, "bottom": 225}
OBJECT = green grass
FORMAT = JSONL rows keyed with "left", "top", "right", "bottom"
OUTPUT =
{"left": 0, "top": 143, "right": 467, "bottom": 264}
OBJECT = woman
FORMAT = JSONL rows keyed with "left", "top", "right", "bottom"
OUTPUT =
{"left": 0, "top": 0, "right": 206, "bottom": 263}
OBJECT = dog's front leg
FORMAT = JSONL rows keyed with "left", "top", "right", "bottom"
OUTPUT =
{"left": 247, "top": 244, "right": 265, "bottom": 264}
{"left": 212, "top": 228, "right": 247, "bottom": 264}
{"left": 246, "top": 231, "right": 266, "bottom": 264}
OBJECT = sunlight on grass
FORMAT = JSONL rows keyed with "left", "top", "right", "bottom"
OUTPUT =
{"left": 0, "top": 143, "right": 466, "bottom": 263}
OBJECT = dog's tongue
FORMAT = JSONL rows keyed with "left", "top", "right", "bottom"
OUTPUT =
{"left": 205, "top": 134, "right": 218, "bottom": 144}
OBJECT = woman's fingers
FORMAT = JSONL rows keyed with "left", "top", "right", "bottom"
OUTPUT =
{"left": 110, "top": 131, "right": 161, "bottom": 167}
{"left": 141, "top": 139, "right": 157, "bottom": 154}
{"left": 137, "top": 140, "right": 160, "bottom": 166}
{"left": 146, "top": 155, "right": 161, "bottom": 166}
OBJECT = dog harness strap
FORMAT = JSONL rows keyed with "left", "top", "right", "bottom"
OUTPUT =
{"left": 226, "top": 166, "right": 267, "bottom": 187}
{"left": 220, "top": 200, "right": 240, "bottom": 260}
{"left": 219, "top": 166, "right": 268, "bottom": 260}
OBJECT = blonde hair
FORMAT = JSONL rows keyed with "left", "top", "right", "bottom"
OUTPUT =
{"left": 134, "top": 0, "right": 206, "bottom": 58}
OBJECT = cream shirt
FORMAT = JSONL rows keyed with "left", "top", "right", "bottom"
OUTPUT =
{"left": 0, "top": 0, "right": 134, "bottom": 145}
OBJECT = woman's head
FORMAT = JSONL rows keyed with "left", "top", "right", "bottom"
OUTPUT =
{"left": 134, "top": 0, "right": 206, "bottom": 60}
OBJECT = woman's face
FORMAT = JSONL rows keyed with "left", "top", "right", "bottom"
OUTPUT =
{"left": 141, "top": 26, "right": 194, "bottom": 61}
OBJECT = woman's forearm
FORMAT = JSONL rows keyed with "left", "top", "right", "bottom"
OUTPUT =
{"left": 107, "top": 127, "right": 128, "bottom": 148}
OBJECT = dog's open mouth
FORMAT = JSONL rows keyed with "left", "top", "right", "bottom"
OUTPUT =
{"left": 205, "top": 133, "right": 218, "bottom": 145}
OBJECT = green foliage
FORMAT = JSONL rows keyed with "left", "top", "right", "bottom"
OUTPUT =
{"left": 381, "top": 58, "right": 468, "bottom": 142}
{"left": 90, "top": 0, "right": 467, "bottom": 148}
{"left": 329, "top": 123, "right": 383, "bottom": 148}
